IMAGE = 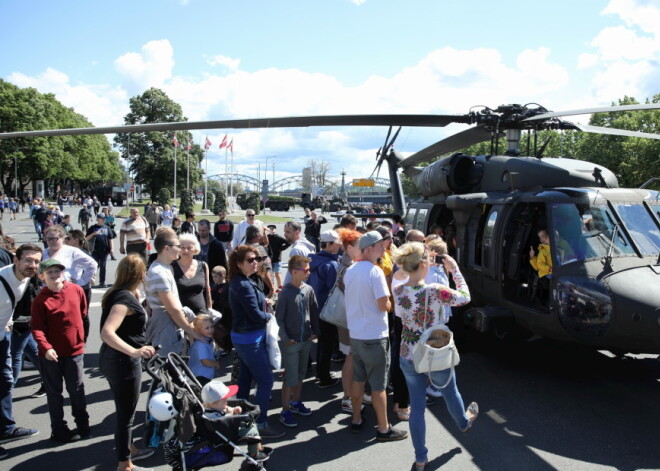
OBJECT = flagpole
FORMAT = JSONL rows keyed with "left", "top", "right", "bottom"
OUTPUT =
{"left": 204, "top": 147, "right": 208, "bottom": 211}
{"left": 174, "top": 145, "right": 177, "bottom": 203}
{"left": 225, "top": 147, "right": 228, "bottom": 196}
{"left": 187, "top": 147, "right": 190, "bottom": 191}
{"left": 230, "top": 147, "right": 234, "bottom": 198}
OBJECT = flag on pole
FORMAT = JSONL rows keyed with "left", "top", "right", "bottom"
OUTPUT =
{"left": 185, "top": 141, "right": 191, "bottom": 151}
{"left": 227, "top": 139, "right": 234, "bottom": 153}
{"left": 204, "top": 136, "right": 212, "bottom": 150}
{"left": 219, "top": 134, "right": 228, "bottom": 149}
{"left": 172, "top": 133, "right": 180, "bottom": 147}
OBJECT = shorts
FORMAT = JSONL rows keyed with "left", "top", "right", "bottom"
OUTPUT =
{"left": 272, "top": 262, "right": 281, "bottom": 273}
{"left": 280, "top": 340, "right": 312, "bottom": 387}
{"left": 350, "top": 337, "right": 390, "bottom": 391}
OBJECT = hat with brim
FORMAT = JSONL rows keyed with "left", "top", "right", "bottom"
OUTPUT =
{"left": 320, "top": 229, "right": 339, "bottom": 243}
{"left": 359, "top": 230, "right": 383, "bottom": 250}
{"left": 39, "top": 259, "right": 65, "bottom": 274}
{"left": 201, "top": 380, "right": 239, "bottom": 404}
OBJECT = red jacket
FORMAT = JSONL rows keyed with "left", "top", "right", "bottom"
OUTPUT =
{"left": 31, "top": 281, "right": 88, "bottom": 357}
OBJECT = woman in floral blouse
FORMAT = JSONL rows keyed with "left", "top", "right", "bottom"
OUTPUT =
{"left": 392, "top": 242, "right": 478, "bottom": 471}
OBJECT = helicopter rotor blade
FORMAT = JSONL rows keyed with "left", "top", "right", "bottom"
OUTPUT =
{"left": 568, "top": 123, "right": 660, "bottom": 140}
{"left": 0, "top": 114, "right": 469, "bottom": 140}
{"left": 523, "top": 103, "right": 660, "bottom": 122}
{"left": 399, "top": 126, "right": 497, "bottom": 169}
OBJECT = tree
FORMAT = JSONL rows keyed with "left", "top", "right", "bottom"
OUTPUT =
{"left": 157, "top": 188, "right": 171, "bottom": 207}
{"left": 247, "top": 192, "right": 261, "bottom": 215}
{"left": 113, "top": 88, "right": 205, "bottom": 199}
{"left": 179, "top": 189, "right": 195, "bottom": 214}
{"left": 205, "top": 191, "right": 215, "bottom": 212}
{"left": 213, "top": 189, "right": 226, "bottom": 214}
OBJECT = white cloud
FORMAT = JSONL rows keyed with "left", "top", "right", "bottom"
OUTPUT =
{"left": 206, "top": 54, "right": 240, "bottom": 71}
{"left": 577, "top": 53, "right": 599, "bottom": 69}
{"left": 603, "top": 0, "right": 660, "bottom": 36}
{"left": 7, "top": 67, "right": 128, "bottom": 127}
{"left": 590, "top": 25, "right": 658, "bottom": 61}
{"left": 114, "top": 39, "right": 175, "bottom": 95}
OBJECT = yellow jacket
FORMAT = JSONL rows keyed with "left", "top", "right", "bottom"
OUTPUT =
{"left": 530, "top": 243, "right": 552, "bottom": 278}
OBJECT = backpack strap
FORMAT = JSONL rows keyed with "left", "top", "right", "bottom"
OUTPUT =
{"left": 0, "top": 275, "right": 16, "bottom": 310}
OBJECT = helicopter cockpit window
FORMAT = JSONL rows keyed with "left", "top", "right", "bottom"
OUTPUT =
{"left": 414, "top": 208, "right": 428, "bottom": 232}
{"left": 551, "top": 203, "right": 634, "bottom": 265}
{"left": 613, "top": 203, "right": 660, "bottom": 255}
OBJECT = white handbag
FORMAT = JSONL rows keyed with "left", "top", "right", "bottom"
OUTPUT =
{"left": 411, "top": 290, "right": 460, "bottom": 388}
{"left": 265, "top": 314, "right": 282, "bottom": 370}
{"left": 319, "top": 284, "right": 347, "bottom": 329}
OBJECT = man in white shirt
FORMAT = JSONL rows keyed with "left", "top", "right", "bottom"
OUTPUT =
{"left": 0, "top": 244, "right": 42, "bottom": 458}
{"left": 344, "top": 231, "right": 407, "bottom": 443}
{"left": 230, "top": 210, "right": 263, "bottom": 252}
{"left": 282, "top": 220, "right": 315, "bottom": 285}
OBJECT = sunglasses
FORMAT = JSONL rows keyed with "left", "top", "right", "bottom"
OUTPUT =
{"left": 246, "top": 214, "right": 255, "bottom": 217}
{"left": 167, "top": 244, "right": 181, "bottom": 248}
{"left": 245, "top": 256, "right": 264, "bottom": 263}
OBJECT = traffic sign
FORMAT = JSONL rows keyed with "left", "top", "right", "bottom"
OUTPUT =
{"left": 352, "top": 178, "right": 375, "bottom": 187}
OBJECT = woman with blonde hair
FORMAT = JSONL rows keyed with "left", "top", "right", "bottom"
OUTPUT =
{"left": 100, "top": 254, "right": 156, "bottom": 470}
{"left": 391, "top": 242, "right": 477, "bottom": 471}
{"left": 173, "top": 233, "right": 212, "bottom": 314}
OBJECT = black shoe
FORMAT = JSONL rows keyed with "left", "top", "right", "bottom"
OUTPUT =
{"left": 376, "top": 426, "right": 408, "bottom": 442}
{"left": 31, "top": 385, "right": 46, "bottom": 398}
{"left": 0, "top": 446, "right": 8, "bottom": 460}
{"left": 331, "top": 352, "right": 346, "bottom": 362}
{"left": 350, "top": 420, "right": 364, "bottom": 433}
{"left": 318, "top": 377, "right": 339, "bottom": 389}
{"left": 50, "top": 429, "right": 81, "bottom": 444}
{"left": 0, "top": 427, "right": 39, "bottom": 444}
{"left": 76, "top": 425, "right": 91, "bottom": 439}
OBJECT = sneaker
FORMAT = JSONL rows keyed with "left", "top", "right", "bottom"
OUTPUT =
{"left": 341, "top": 397, "right": 365, "bottom": 414}
{"left": 426, "top": 384, "right": 443, "bottom": 398}
{"left": 131, "top": 447, "right": 156, "bottom": 462}
{"left": 257, "top": 425, "right": 285, "bottom": 439}
{"left": 317, "top": 377, "right": 339, "bottom": 389}
{"left": 289, "top": 401, "right": 312, "bottom": 416}
{"left": 350, "top": 419, "right": 364, "bottom": 433}
{"left": 0, "top": 446, "right": 8, "bottom": 460}
{"left": 0, "top": 427, "right": 39, "bottom": 444}
{"left": 75, "top": 425, "right": 91, "bottom": 439}
{"left": 376, "top": 426, "right": 408, "bottom": 442}
{"left": 426, "top": 396, "right": 435, "bottom": 406}
{"left": 50, "top": 429, "right": 81, "bottom": 444}
{"left": 31, "top": 385, "right": 47, "bottom": 398}
{"left": 279, "top": 409, "right": 298, "bottom": 428}
{"left": 363, "top": 393, "right": 372, "bottom": 405}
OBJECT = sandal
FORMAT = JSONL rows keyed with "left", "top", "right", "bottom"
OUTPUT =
{"left": 461, "top": 401, "right": 479, "bottom": 432}
{"left": 410, "top": 462, "right": 427, "bottom": 471}
{"left": 394, "top": 407, "right": 410, "bottom": 421}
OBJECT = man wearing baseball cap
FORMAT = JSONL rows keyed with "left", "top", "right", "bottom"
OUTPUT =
{"left": 308, "top": 229, "right": 341, "bottom": 388}
{"left": 343, "top": 231, "right": 407, "bottom": 442}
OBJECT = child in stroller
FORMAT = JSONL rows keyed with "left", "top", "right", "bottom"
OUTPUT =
{"left": 146, "top": 352, "right": 271, "bottom": 471}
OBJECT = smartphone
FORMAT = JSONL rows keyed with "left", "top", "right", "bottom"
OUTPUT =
{"left": 435, "top": 255, "right": 445, "bottom": 264}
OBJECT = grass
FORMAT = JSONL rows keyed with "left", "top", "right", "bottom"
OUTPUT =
{"left": 115, "top": 202, "right": 293, "bottom": 223}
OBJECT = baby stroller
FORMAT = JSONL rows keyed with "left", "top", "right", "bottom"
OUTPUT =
{"left": 145, "top": 352, "right": 266, "bottom": 471}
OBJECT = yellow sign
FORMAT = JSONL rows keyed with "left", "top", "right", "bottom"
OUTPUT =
{"left": 352, "top": 178, "right": 375, "bottom": 187}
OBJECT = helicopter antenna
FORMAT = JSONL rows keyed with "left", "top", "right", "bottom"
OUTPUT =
{"left": 535, "top": 135, "right": 553, "bottom": 158}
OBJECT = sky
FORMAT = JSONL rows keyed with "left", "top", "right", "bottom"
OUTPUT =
{"left": 1, "top": 0, "right": 659, "bottom": 188}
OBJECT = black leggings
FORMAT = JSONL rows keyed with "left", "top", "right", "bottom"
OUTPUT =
{"left": 100, "top": 344, "right": 142, "bottom": 462}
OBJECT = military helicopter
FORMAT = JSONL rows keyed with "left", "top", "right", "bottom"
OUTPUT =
{"left": 2, "top": 102, "right": 660, "bottom": 353}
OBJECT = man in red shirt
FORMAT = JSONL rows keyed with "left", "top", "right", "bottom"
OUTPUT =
{"left": 31, "top": 258, "right": 89, "bottom": 444}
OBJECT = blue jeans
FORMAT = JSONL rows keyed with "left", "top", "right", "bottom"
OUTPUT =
{"left": 11, "top": 327, "right": 42, "bottom": 386}
{"left": 92, "top": 251, "right": 109, "bottom": 285}
{"left": 233, "top": 338, "right": 274, "bottom": 426}
{"left": 399, "top": 357, "right": 469, "bottom": 464}
{"left": 0, "top": 331, "right": 16, "bottom": 436}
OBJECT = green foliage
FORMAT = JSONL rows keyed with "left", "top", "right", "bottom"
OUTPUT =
{"left": 179, "top": 189, "right": 195, "bottom": 214}
{"left": 113, "top": 88, "right": 204, "bottom": 198}
{"left": 157, "top": 188, "right": 171, "bottom": 207}
{"left": 247, "top": 192, "right": 261, "bottom": 215}
{"left": 0, "top": 79, "right": 122, "bottom": 195}
{"left": 205, "top": 191, "right": 215, "bottom": 211}
{"left": 213, "top": 189, "right": 227, "bottom": 214}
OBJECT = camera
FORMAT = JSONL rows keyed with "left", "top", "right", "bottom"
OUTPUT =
{"left": 435, "top": 255, "right": 445, "bottom": 264}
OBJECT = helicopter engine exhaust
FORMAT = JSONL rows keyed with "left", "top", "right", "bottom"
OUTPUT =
{"left": 409, "top": 153, "right": 484, "bottom": 197}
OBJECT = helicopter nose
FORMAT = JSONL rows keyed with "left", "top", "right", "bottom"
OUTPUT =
{"left": 603, "top": 266, "right": 660, "bottom": 352}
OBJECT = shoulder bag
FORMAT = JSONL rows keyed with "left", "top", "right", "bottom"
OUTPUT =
{"left": 265, "top": 313, "right": 282, "bottom": 370}
{"left": 319, "top": 283, "right": 347, "bottom": 329}
{"left": 411, "top": 288, "right": 460, "bottom": 387}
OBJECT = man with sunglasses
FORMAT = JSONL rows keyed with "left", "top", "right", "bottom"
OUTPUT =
{"left": 230, "top": 210, "right": 263, "bottom": 253}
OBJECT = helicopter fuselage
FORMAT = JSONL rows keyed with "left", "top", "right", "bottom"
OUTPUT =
{"left": 405, "top": 171, "right": 660, "bottom": 353}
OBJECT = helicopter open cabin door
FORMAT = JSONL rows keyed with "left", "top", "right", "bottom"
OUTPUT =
{"left": 465, "top": 203, "right": 503, "bottom": 304}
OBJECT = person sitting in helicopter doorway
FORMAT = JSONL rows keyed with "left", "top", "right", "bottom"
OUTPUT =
{"left": 529, "top": 228, "right": 552, "bottom": 279}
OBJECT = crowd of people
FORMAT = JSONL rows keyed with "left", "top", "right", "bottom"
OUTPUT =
{"left": 0, "top": 201, "right": 480, "bottom": 471}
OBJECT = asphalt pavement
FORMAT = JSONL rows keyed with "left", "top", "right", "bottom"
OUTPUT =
{"left": 2, "top": 205, "right": 660, "bottom": 471}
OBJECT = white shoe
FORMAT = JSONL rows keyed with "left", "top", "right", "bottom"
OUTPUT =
{"left": 363, "top": 394, "right": 372, "bottom": 405}
{"left": 341, "top": 398, "right": 365, "bottom": 414}
{"left": 426, "top": 385, "right": 443, "bottom": 397}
